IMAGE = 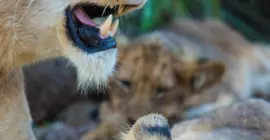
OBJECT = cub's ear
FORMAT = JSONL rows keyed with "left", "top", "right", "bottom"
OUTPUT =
{"left": 173, "top": 58, "right": 225, "bottom": 93}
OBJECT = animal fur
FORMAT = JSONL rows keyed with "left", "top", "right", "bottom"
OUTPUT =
{"left": 148, "top": 19, "right": 270, "bottom": 118}
{"left": 82, "top": 33, "right": 225, "bottom": 140}
{"left": 0, "top": 0, "right": 146, "bottom": 139}
{"left": 120, "top": 99, "right": 270, "bottom": 140}
{"left": 23, "top": 33, "right": 131, "bottom": 123}
{"left": 84, "top": 19, "right": 270, "bottom": 139}
{"left": 171, "top": 99, "right": 270, "bottom": 140}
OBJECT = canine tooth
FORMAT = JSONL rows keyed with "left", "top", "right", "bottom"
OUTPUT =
{"left": 110, "top": 19, "right": 119, "bottom": 36}
{"left": 99, "top": 15, "right": 113, "bottom": 37}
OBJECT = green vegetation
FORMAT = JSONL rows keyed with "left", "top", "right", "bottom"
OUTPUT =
{"left": 119, "top": 0, "right": 222, "bottom": 36}
{"left": 119, "top": 0, "right": 270, "bottom": 43}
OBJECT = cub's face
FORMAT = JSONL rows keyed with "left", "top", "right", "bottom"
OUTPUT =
{"left": 108, "top": 39, "right": 225, "bottom": 123}
{"left": 1, "top": 0, "right": 146, "bottom": 90}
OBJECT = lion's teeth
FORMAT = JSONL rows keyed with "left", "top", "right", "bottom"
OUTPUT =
{"left": 118, "top": 6, "right": 125, "bottom": 14}
{"left": 99, "top": 15, "right": 113, "bottom": 37}
{"left": 110, "top": 19, "right": 119, "bottom": 36}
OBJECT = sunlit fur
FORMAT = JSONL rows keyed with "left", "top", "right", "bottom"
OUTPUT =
{"left": 0, "top": 0, "right": 146, "bottom": 139}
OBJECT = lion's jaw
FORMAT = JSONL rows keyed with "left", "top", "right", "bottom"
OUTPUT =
{"left": 1, "top": 0, "right": 146, "bottom": 91}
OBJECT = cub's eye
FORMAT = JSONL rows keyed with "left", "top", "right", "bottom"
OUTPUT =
{"left": 156, "top": 87, "right": 168, "bottom": 95}
{"left": 120, "top": 80, "right": 131, "bottom": 88}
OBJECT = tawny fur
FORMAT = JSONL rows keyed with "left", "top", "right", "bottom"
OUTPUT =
{"left": 82, "top": 35, "right": 225, "bottom": 140}
{"left": 121, "top": 99, "right": 270, "bottom": 140}
{"left": 170, "top": 18, "right": 270, "bottom": 98}
{"left": 0, "top": 0, "right": 146, "bottom": 139}
{"left": 101, "top": 19, "right": 270, "bottom": 140}
{"left": 143, "top": 19, "right": 270, "bottom": 119}
{"left": 92, "top": 20, "right": 270, "bottom": 139}
{"left": 86, "top": 19, "right": 270, "bottom": 140}
{"left": 171, "top": 99, "right": 270, "bottom": 140}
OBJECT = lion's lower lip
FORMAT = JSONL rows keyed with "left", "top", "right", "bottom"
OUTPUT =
{"left": 65, "top": 7, "right": 117, "bottom": 54}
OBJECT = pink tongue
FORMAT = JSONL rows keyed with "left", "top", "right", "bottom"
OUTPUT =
{"left": 73, "top": 8, "right": 109, "bottom": 39}
{"left": 74, "top": 8, "right": 96, "bottom": 26}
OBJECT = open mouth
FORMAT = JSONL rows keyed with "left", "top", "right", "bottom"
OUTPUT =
{"left": 65, "top": 4, "right": 137, "bottom": 53}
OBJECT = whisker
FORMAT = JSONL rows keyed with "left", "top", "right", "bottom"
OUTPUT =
{"left": 102, "top": 0, "right": 113, "bottom": 16}
{"left": 13, "top": 0, "right": 21, "bottom": 27}
{"left": 114, "top": 0, "right": 117, "bottom": 11}
{"left": 18, "top": 0, "right": 35, "bottom": 24}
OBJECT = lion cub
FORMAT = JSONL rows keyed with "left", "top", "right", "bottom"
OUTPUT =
{"left": 82, "top": 34, "right": 225, "bottom": 140}
{"left": 165, "top": 19, "right": 270, "bottom": 118}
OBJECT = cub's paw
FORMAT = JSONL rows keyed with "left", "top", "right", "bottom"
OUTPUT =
{"left": 120, "top": 114, "right": 171, "bottom": 140}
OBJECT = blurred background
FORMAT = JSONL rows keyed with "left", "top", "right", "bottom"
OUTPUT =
{"left": 26, "top": 0, "right": 270, "bottom": 139}
{"left": 120, "top": 0, "right": 270, "bottom": 43}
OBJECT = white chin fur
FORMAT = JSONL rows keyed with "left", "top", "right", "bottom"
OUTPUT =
{"left": 67, "top": 48, "right": 117, "bottom": 92}
{"left": 56, "top": 24, "right": 117, "bottom": 93}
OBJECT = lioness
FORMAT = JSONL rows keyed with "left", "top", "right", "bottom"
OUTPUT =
{"left": 0, "top": 0, "right": 146, "bottom": 139}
